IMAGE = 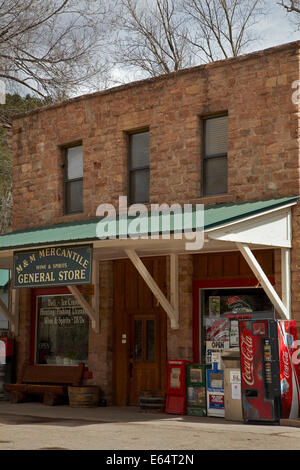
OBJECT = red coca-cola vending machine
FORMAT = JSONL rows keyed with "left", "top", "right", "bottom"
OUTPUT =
{"left": 239, "top": 319, "right": 300, "bottom": 423}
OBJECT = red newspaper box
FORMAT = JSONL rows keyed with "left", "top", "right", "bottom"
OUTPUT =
{"left": 165, "top": 360, "right": 191, "bottom": 415}
{"left": 0, "top": 338, "right": 14, "bottom": 361}
{"left": 0, "top": 337, "right": 15, "bottom": 400}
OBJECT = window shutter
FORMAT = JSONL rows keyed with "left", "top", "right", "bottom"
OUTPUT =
{"left": 205, "top": 116, "right": 228, "bottom": 156}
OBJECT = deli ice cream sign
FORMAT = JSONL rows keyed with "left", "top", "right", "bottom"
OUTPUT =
{"left": 13, "top": 245, "right": 92, "bottom": 288}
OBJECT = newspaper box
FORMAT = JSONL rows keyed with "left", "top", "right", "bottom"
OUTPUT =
{"left": 206, "top": 362, "right": 225, "bottom": 417}
{"left": 165, "top": 360, "right": 190, "bottom": 415}
{"left": 0, "top": 338, "right": 15, "bottom": 400}
{"left": 186, "top": 364, "right": 207, "bottom": 417}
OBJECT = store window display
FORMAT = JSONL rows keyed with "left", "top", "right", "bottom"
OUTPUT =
{"left": 201, "top": 288, "right": 273, "bottom": 365}
{"left": 35, "top": 294, "right": 89, "bottom": 366}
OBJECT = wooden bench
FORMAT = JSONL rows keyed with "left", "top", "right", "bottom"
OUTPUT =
{"left": 3, "top": 363, "right": 85, "bottom": 405}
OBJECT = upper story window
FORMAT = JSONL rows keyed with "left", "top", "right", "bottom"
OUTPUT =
{"left": 129, "top": 130, "right": 150, "bottom": 204}
{"left": 203, "top": 115, "right": 228, "bottom": 196}
{"left": 64, "top": 144, "right": 83, "bottom": 214}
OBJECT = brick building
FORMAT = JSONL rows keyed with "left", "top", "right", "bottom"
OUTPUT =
{"left": 0, "top": 40, "right": 299, "bottom": 409}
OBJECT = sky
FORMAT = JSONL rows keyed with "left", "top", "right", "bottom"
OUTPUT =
{"left": 8, "top": 0, "right": 299, "bottom": 98}
{"left": 108, "top": 0, "right": 300, "bottom": 88}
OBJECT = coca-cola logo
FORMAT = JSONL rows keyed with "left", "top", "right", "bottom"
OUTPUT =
{"left": 282, "top": 350, "right": 290, "bottom": 380}
{"left": 241, "top": 333, "right": 254, "bottom": 386}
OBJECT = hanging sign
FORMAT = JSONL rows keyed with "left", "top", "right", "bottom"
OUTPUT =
{"left": 13, "top": 244, "right": 93, "bottom": 288}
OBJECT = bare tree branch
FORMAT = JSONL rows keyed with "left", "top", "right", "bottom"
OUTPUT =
{"left": 111, "top": 0, "right": 193, "bottom": 78}
{"left": 279, "top": 1, "right": 300, "bottom": 29}
{"left": 110, "top": 0, "right": 267, "bottom": 79}
{"left": 279, "top": 0, "right": 300, "bottom": 14}
{"left": 183, "top": 0, "right": 266, "bottom": 63}
{"left": 0, "top": 0, "right": 114, "bottom": 98}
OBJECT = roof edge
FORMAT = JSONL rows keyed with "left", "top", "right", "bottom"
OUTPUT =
{"left": 204, "top": 196, "right": 299, "bottom": 231}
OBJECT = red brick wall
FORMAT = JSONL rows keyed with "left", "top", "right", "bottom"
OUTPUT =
{"left": 87, "top": 261, "right": 113, "bottom": 403}
{"left": 11, "top": 41, "right": 300, "bottom": 396}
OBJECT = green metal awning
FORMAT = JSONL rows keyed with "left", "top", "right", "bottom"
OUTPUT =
{"left": 0, "top": 196, "right": 298, "bottom": 330}
{"left": 203, "top": 196, "right": 298, "bottom": 230}
{"left": 0, "top": 196, "right": 297, "bottom": 251}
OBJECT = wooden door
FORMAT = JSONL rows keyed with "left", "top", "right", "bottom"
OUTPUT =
{"left": 113, "top": 257, "right": 167, "bottom": 406}
{"left": 129, "top": 313, "right": 162, "bottom": 405}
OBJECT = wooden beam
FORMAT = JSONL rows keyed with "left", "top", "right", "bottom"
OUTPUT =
{"left": 236, "top": 242, "right": 289, "bottom": 319}
{"left": 125, "top": 249, "right": 179, "bottom": 329}
{"left": 67, "top": 285, "right": 99, "bottom": 333}
{"left": 0, "top": 296, "right": 13, "bottom": 324}
{"left": 92, "top": 259, "right": 100, "bottom": 330}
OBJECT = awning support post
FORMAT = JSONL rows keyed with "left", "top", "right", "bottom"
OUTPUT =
{"left": 92, "top": 258, "right": 100, "bottom": 330}
{"left": 170, "top": 254, "right": 179, "bottom": 326}
{"left": 67, "top": 285, "right": 99, "bottom": 333}
{"left": 125, "top": 249, "right": 179, "bottom": 329}
{"left": 236, "top": 242, "right": 289, "bottom": 319}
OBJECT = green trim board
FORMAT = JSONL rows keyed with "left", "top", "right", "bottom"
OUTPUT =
{"left": 0, "top": 196, "right": 297, "bottom": 250}
{"left": 0, "top": 269, "right": 9, "bottom": 287}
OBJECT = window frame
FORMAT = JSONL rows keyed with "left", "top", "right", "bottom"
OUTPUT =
{"left": 127, "top": 129, "right": 150, "bottom": 205}
{"left": 63, "top": 142, "right": 83, "bottom": 215}
{"left": 202, "top": 114, "right": 228, "bottom": 197}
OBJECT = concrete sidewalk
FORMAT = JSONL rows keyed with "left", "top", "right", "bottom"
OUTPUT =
{"left": 0, "top": 401, "right": 299, "bottom": 426}
{"left": 0, "top": 402, "right": 300, "bottom": 450}
{"left": 0, "top": 401, "right": 165, "bottom": 423}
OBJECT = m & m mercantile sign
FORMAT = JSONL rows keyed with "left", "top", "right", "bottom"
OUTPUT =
{"left": 13, "top": 245, "right": 92, "bottom": 288}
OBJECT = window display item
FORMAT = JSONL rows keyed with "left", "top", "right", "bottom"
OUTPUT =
{"left": 209, "top": 296, "right": 220, "bottom": 318}
{"left": 205, "top": 317, "right": 229, "bottom": 365}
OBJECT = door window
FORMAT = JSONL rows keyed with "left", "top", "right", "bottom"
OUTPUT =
{"left": 133, "top": 317, "right": 156, "bottom": 362}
